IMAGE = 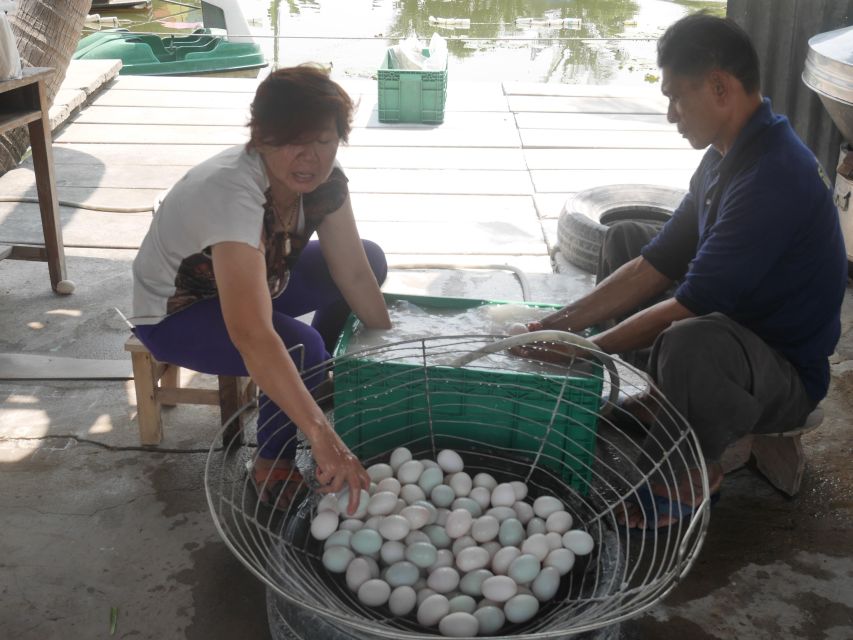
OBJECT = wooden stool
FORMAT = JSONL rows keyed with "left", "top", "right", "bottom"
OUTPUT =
{"left": 125, "top": 335, "right": 256, "bottom": 446}
{"left": 721, "top": 408, "right": 824, "bottom": 497}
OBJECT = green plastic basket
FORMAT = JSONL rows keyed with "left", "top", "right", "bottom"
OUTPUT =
{"left": 377, "top": 49, "right": 447, "bottom": 124}
{"left": 331, "top": 294, "right": 603, "bottom": 492}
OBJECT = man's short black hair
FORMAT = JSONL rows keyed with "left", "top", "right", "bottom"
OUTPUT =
{"left": 657, "top": 12, "right": 760, "bottom": 93}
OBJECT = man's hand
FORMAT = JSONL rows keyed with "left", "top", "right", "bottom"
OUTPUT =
{"left": 508, "top": 323, "right": 589, "bottom": 365}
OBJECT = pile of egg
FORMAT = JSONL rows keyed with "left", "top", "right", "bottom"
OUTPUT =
{"left": 309, "top": 448, "right": 595, "bottom": 637}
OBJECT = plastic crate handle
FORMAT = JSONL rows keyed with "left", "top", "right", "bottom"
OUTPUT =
{"left": 447, "top": 330, "right": 620, "bottom": 411}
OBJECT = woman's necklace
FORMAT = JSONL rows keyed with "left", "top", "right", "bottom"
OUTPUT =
{"left": 273, "top": 195, "right": 300, "bottom": 254}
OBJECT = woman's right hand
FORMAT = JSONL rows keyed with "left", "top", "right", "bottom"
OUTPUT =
{"left": 309, "top": 424, "right": 370, "bottom": 516}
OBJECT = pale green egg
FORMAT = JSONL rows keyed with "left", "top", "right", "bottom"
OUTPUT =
{"left": 322, "top": 546, "right": 355, "bottom": 573}
{"left": 430, "top": 484, "right": 456, "bottom": 508}
{"left": 504, "top": 593, "right": 539, "bottom": 623}
{"left": 508, "top": 553, "right": 541, "bottom": 585}
{"left": 405, "top": 541, "right": 438, "bottom": 569}
{"left": 459, "top": 569, "right": 493, "bottom": 597}
{"left": 498, "top": 518, "right": 525, "bottom": 547}
{"left": 323, "top": 529, "right": 352, "bottom": 550}
{"left": 474, "top": 605, "right": 505, "bottom": 635}
{"left": 448, "top": 594, "right": 477, "bottom": 614}
{"left": 417, "top": 466, "right": 444, "bottom": 494}
{"left": 351, "top": 528, "right": 383, "bottom": 555}
{"left": 385, "top": 560, "right": 420, "bottom": 587}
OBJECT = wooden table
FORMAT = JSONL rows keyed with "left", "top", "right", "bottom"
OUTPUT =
{"left": 0, "top": 67, "right": 72, "bottom": 295}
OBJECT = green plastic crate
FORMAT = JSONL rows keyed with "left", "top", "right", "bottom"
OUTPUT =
{"left": 377, "top": 49, "right": 447, "bottom": 124}
{"left": 331, "top": 294, "right": 603, "bottom": 492}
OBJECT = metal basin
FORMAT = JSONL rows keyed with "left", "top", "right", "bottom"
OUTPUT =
{"left": 803, "top": 25, "right": 853, "bottom": 142}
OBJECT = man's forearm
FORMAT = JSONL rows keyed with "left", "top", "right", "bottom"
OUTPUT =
{"left": 591, "top": 297, "right": 695, "bottom": 354}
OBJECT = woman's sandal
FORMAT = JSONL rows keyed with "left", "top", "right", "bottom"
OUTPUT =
{"left": 246, "top": 460, "right": 306, "bottom": 512}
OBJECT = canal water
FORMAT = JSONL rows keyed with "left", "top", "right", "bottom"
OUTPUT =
{"left": 87, "top": 0, "right": 725, "bottom": 84}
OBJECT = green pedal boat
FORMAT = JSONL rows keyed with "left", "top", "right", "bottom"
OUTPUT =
{"left": 74, "top": 0, "right": 268, "bottom": 78}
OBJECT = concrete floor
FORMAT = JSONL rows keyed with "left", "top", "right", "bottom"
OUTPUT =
{"left": 1, "top": 64, "right": 852, "bottom": 640}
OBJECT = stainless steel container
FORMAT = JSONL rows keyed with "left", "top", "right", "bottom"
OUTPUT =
{"left": 803, "top": 25, "right": 853, "bottom": 263}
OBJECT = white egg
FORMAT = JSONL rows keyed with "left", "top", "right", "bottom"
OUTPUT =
{"left": 412, "top": 500, "right": 439, "bottom": 525}
{"left": 445, "top": 509, "right": 473, "bottom": 539}
{"left": 521, "top": 533, "right": 550, "bottom": 562}
{"left": 504, "top": 593, "right": 539, "bottom": 624}
{"left": 439, "top": 612, "right": 479, "bottom": 637}
{"left": 456, "top": 546, "right": 490, "bottom": 572}
{"left": 430, "top": 484, "right": 456, "bottom": 508}
{"left": 448, "top": 594, "right": 477, "bottom": 614}
{"left": 357, "top": 578, "right": 391, "bottom": 607}
{"left": 546, "top": 532, "right": 564, "bottom": 551}
{"left": 400, "top": 504, "right": 432, "bottom": 530}
{"left": 481, "top": 575, "right": 517, "bottom": 603}
{"left": 351, "top": 528, "right": 383, "bottom": 555}
{"left": 393, "top": 499, "right": 407, "bottom": 514}
{"left": 322, "top": 546, "right": 355, "bottom": 573}
{"left": 367, "top": 491, "right": 399, "bottom": 516}
{"left": 451, "top": 535, "right": 477, "bottom": 556}
{"left": 459, "top": 568, "right": 494, "bottom": 597}
{"left": 376, "top": 477, "right": 402, "bottom": 496}
{"left": 388, "top": 585, "right": 417, "bottom": 616}
{"left": 546, "top": 511, "right": 574, "bottom": 535}
{"left": 310, "top": 511, "right": 339, "bottom": 541}
{"left": 427, "top": 566, "right": 460, "bottom": 593}
{"left": 339, "top": 518, "right": 364, "bottom": 532}
{"left": 345, "top": 557, "right": 373, "bottom": 592}
{"left": 486, "top": 506, "right": 517, "bottom": 522}
{"left": 417, "top": 587, "right": 438, "bottom": 606}
{"left": 389, "top": 447, "right": 413, "bottom": 471}
{"left": 417, "top": 466, "right": 444, "bottom": 495}
{"left": 397, "top": 460, "right": 425, "bottom": 484}
{"left": 533, "top": 495, "right": 564, "bottom": 519}
{"left": 477, "top": 598, "right": 501, "bottom": 610}
{"left": 368, "top": 482, "right": 377, "bottom": 496}
{"left": 363, "top": 516, "right": 382, "bottom": 530}
{"left": 474, "top": 606, "right": 505, "bottom": 635}
{"left": 513, "top": 501, "right": 535, "bottom": 525}
{"left": 472, "top": 473, "right": 497, "bottom": 490}
{"left": 424, "top": 524, "right": 452, "bottom": 549}
{"left": 420, "top": 458, "right": 441, "bottom": 470}
{"left": 363, "top": 556, "right": 380, "bottom": 577}
{"left": 450, "top": 497, "right": 483, "bottom": 517}
{"left": 471, "top": 515, "right": 500, "bottom": 543}
{"left": 406, "top": 541, "right": 438, "bottom": 569}
{"left": 509, "top": 481, "right": 528, "bottom": 501}
{"left": 437, "top": 449, "right": 465, "bottom": 473}
{"left": 380, "top": 540, "right": 406, "bottom": 565}
{"left": 490, "top": 483, "right": 516, "bottom": 508}
{"left": 491, "top": 546, "right": 521, "bottom": 575}
{"left": 316, "top": 493, "right": 340, "bottom": 514}
{"left": 531, "top": 566, "right": 561, "bottom": 602}
{"left": 448, "top": 472, "right": 473, "bottom": 497}
{"left": 417, "top": 593, "right": 450, "bottom": 627}
{"left": 430, "top": 548, "right": 455, "bottom": 571}
{"left": 507, "top": 322, "right": 529, "bottom": 336}
{"left": 324, "top": 529, "right": 352, "bottom": 550}
{"left": 508, "top": 553, "right": 541, "bottom": 585}
{"left": 562, "top": 530, "right": 595, "bottom": 555}
{"left": 367, "top": 463, "right": 393, "bottom": 482}
{"left": 498, "top": 518, "right": 525, "bottom": 547}
{"left": 337, "top": 488, "right": 370, "bottom": 519}
{"left": 544, "top": 548, "right": 576, "bottom": 575}
{"left": 469, "top": 487, "right": 492, "bottom": 511}
{"left": 379, "top": 515, "right": 411, "bottom": 541}
{"left": 400, "top": 484, "right": 427, "bottom": 505}
{"left": 385, "top": 560, "right": 420, "bottom": 587}
{"left": 405, "top": 530, "right": 430, "bottom": 545}
{"left": 526, "top": 517, "right": 547, "bottom": 536}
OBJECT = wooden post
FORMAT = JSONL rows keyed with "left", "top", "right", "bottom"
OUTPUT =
{"left": 129, "top": 350, "right": 163, "bottom": 445}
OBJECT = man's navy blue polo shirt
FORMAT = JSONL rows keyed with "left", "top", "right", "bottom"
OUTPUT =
{"left": 642, "top": 98, "right": 847, "bottom": 404}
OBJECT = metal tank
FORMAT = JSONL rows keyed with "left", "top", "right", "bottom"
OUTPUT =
{"left": 803, "top": 25, "right": 853, "bottom": 264}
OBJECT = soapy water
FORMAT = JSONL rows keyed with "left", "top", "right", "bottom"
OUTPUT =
{"left": 345, "top": 301, "right": 587, "bottom": 377}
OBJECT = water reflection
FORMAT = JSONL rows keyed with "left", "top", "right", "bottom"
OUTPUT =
{"left": 84, "top": 0, "right": 726, "bottom": 83}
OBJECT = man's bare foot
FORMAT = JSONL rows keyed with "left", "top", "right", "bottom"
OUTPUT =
{"left": 618, "top": 463, "right": 723, "bottom": 530}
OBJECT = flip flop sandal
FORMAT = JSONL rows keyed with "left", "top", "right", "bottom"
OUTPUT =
{"left": 246, "top": 460, "right": 306, "bottom": 512}
{"left": 628, "top": 485, "right": 720, "bottom": 534}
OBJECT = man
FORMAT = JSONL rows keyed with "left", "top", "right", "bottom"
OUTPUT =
{"left": 520, "top": 13, "right": 848, "bottom": 529}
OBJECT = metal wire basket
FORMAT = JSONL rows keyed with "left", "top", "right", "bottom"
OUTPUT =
{"left": 205, "top": 332, "right": 711, "bottom": 639}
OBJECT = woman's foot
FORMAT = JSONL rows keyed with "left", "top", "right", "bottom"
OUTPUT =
{"left": 250, "top": 457, "right": 304, "bottom": 511}
{"left": 619, "top": 463, "right": 723, "bottom": 530}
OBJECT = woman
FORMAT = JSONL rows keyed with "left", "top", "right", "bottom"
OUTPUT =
{"left": 130, "top": 65, "right": 391, "bottom": 514}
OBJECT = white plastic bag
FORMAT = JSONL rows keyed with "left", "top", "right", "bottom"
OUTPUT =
{"left": 389, "top": 36, "right": 428, "bottom": 70}
{"left": 424, "top": 33, "right": 448, "bottom": 70}
{"left": 0, "top": 0, "right": 21, "bottom": 82}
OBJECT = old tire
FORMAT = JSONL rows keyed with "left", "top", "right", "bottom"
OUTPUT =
{"left": 557, "top": 184, "right": 687, "bottom": 274}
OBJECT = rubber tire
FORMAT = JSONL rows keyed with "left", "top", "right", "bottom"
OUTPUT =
{"left": 557, "top": 184, "right": 687, "bottom": 275}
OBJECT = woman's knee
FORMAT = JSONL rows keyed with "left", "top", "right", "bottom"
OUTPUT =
{"left": 362, "top": 239, "right": 387, "bottom": 285}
